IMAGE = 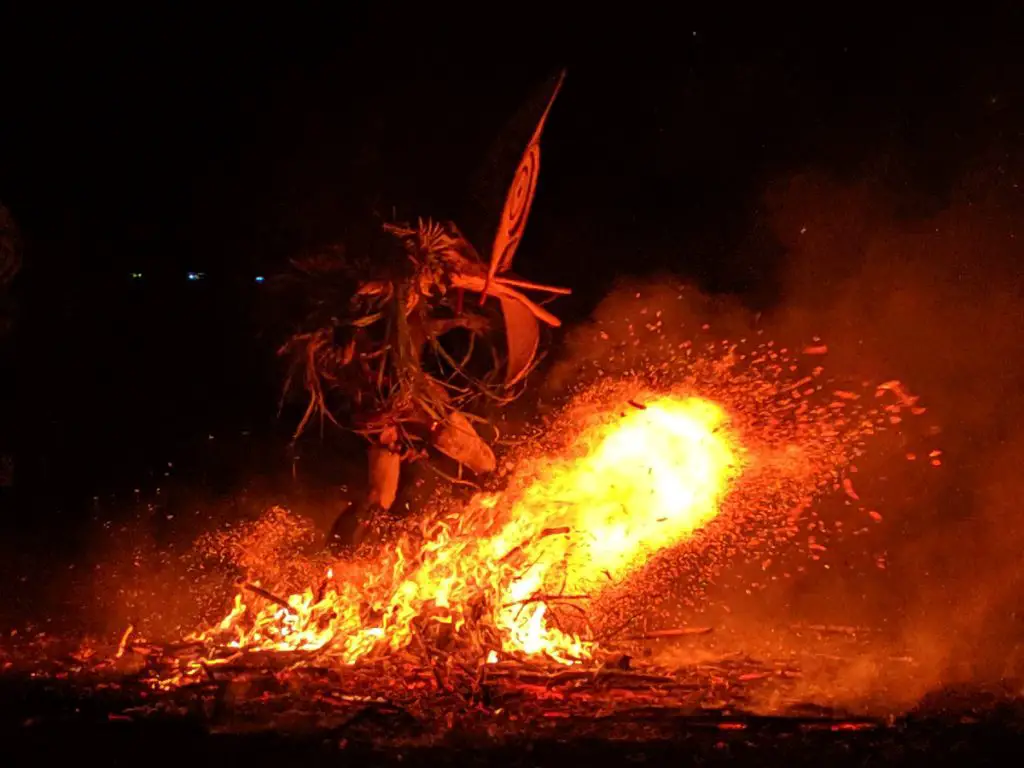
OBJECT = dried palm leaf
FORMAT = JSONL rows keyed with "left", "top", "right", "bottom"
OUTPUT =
{"left": 482, "top": 70, "right": 566, "bottom": 298}
{"left": 499, "top": 295, "right": 541, "bottom": 386}
{"left": 451, "top": 273, "right": 561, "bottom": 327}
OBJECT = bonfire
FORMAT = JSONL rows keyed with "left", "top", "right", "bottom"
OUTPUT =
{"left": 0, "top": 311, "right": 950, "bottom": 754}
{"left": 0, "top": 76, "right": 962, "bottom": 761}
{"left": 178, "top": 393, "right": 738, "bottom": 672}
{"left": 69, "top": 327, "right": 932, "bottom": 712}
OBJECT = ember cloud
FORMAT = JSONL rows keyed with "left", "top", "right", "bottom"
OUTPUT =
{"left": 545, "top": 160, "right": 1024, "bottom": 702}
{"left": 30, "top": 160, "right": 1023, "bottom": 715}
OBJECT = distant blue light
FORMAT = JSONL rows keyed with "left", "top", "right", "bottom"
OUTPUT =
{"left": 187, "top": 272, "right": 206, "bottom": 281}
{"left": 254, "top": 275, "right": 265, "bottom": 283}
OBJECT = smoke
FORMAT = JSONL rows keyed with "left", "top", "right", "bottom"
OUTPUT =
{"left": 541, "top": 160, "right": 1024, "bottom": 705}
{"left": 9, "top": 153, "right": 1018, "bottom": 712}
{"left": 764, "top": 166, "right": 1024, "bottom": 691}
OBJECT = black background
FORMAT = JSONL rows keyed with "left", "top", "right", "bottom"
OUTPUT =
{"left": 1, "top": 5, "right": 1022, "bottom": 553}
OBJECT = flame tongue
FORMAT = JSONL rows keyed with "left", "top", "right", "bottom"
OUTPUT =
{"left": 190, "top": 395, "right": 740, "bottom": 668}
{"left": 507, "top": 397, "right": 739, "bottom": 589}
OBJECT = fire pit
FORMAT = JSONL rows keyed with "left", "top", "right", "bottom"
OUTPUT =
{"left": 3, "top": 626, "right": 1022, "bottom": 766}
{"left": 3, "top": 341, "right": 1014, "bottom": 764}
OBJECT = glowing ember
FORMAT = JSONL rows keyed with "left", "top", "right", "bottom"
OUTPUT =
{"left": 143, "top": 307, "right": 933, "bottom": 691}
{"left": 182, "top": 395, "right": 740, "bottom": 671}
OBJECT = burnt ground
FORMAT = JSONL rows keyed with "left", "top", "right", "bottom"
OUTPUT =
{"left": 1, "top": 679, "right": 1022, "bottom": 767}
{"left": 2, "top": 630, "right": 1022, "bottom": 767}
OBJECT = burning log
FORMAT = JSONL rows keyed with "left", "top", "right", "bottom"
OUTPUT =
{"left": 499, "top": 526, "right": 572, "bottom": 565}
{"left": 241, "top": 582, "right": 297, "bottom": 614}
{"left": 114, "top": 625, "right": 134, "bottom": 658}
{"left": 621, "top": 627, "right": 715, "bottom": 640}
{"left": 502, "top": 594, "right": 590, "bottom": 609}
{"left": 408, "top": 622, "right": 449, "bottom": 693}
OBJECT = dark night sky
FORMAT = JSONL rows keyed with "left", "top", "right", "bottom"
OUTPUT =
{"left": 4, "top": 8, "right": 1020, "bottom": 284}
{"left": 1, "top": 7, "right": 1022, "bottom": 537}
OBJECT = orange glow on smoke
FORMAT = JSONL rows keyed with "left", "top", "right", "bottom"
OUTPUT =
{"left": 185, "top": 396, "right": 741, "bottom": 669}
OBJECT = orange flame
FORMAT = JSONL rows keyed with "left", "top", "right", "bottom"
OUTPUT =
{"left": 184, "top": 396, "right": 740, "bottom": 669}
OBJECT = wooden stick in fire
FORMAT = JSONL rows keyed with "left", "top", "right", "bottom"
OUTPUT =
{"left": 242, "top": 582, "right": 297, "bottom": 615}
